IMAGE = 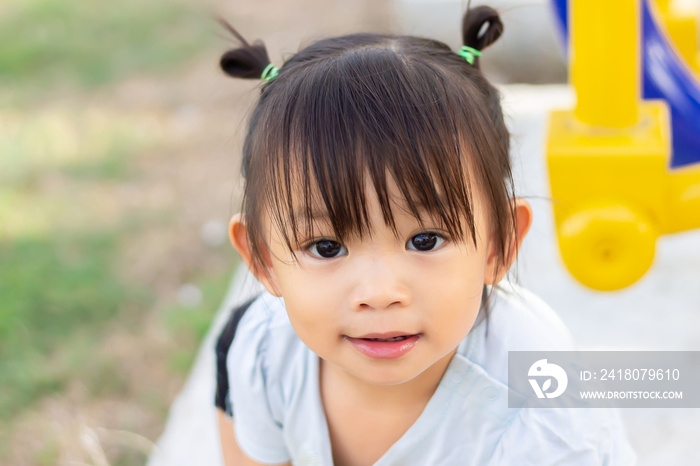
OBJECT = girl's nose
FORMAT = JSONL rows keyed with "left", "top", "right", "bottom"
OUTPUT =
{"left": 349, "top": 255, "right": 411, "bottom": 311}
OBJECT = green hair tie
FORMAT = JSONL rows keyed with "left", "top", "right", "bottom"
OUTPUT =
{"left": 458, "top": 46, "right": 482, "bottom": 65}
{"left": 261, "top": 63, "right": 279, "bottom": 82}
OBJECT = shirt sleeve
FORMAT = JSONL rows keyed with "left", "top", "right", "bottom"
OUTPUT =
{"left": 227, "top": 295, "right": 291, "bottom": 464}
{"left": 489, "top": 406, "right": 637, "bottom": 465}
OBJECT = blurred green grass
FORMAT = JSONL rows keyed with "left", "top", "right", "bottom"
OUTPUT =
{"left": 0, "top": 0, "right": 215, "bottom": 103}
{"left": 0, "top": 109, "right": 157, "bottom": 185}
{"left": 0, "top": 0, "right": 227, "bottom": 458}
{"left": 165, "top": 271, "right": 235, "bottom": 375}
{"left": 0, "top": 111, "right": 158, "bottom": 418}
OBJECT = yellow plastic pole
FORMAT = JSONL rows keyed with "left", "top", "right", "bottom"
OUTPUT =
{"left": 571, "top": 0, "right": 640, "bottom": 127}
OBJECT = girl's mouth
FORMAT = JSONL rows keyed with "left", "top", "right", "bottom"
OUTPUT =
{"left": 344, "top": 334, "right": 421, "bottom": 359}
{"left": 363, "top": 335, "right": 410, "bottom": 342}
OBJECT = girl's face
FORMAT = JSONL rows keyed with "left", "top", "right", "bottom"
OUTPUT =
{"left": 234, "top": 175, "right": 522, "bottom": 387}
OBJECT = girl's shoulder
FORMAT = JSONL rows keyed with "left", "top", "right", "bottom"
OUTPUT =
{"left": 226, "top": 291, "right": 313, "bottom": 406}
{"left": 488, "top": 281, "right": 576, "bottom": 350}
{"left": 228, "top": 292, "right": 305, "bottom": 377}
{"left": 459, "top": 282, "right": 576, "bottom": 386}
{"left": 457, "top": 285, "right": 636, "bottom": 464}
{"left": 223, "top": 292, "right": 313, "bottom": 463}
{"left": 232, "top": 292, "right": 291, "bottom": 336}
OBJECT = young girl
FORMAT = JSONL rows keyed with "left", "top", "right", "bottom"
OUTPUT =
{"left": 214, "top": 5, "right": 635, "bottom": 465}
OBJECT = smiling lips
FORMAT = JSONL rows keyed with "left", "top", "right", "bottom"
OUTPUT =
{"left": 345, "top": 333, "right": 421, "bottom": 359}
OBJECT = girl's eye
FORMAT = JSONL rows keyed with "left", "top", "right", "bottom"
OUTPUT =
{"left": 306, "top": 239, "right": 348, "bottom": 259}
{"left": 406, "top": 232, "right": 446, "bottom": 252}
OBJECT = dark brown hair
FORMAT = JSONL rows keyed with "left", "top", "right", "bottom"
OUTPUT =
{"left": 221, "top": 6, "right": 516, "bottom": 311}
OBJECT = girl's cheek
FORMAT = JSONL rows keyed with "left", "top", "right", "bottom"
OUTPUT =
{"left": 297, "top": 254, "right": 347, "bottom": 274}
{"left": 274, "top": 256, "right": 341, "bottom": 294}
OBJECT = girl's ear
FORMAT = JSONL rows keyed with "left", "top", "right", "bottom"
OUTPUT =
{"left": 229, "top": 213, "right": 283, "bottom": 297}
{"left": 484, "top": 198, "right": 533, "bottom": 285}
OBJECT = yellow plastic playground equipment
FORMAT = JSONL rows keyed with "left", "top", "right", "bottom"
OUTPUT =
{"left": 546, "top": 0, "right": 700, "bottom": 291}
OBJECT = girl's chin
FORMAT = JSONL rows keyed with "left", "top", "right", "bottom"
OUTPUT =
{"left": 321, "top": 352, "right": 435, "bottom": 387}
{"left": 344, "top": 364, "right": 430, "bottom": 387}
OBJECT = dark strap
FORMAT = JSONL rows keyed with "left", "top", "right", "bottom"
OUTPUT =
{"left": 214, "top": 294, "right": 261, "bottom": 416}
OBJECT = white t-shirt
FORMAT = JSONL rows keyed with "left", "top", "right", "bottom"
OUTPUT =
{"left": 227, "top": 283, "right": 636, "bottom": 465}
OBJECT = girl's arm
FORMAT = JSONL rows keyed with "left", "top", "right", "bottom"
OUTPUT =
{"left": 217, "top": 408, "right": 292, "bottom": 466}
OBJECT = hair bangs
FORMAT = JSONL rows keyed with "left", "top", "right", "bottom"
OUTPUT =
{"left": 254, "top": 45, "right": 486, "bottom": 258}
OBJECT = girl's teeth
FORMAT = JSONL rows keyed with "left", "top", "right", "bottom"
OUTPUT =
{"left": 367, "top": 336, "right": 408, "bottom": 342}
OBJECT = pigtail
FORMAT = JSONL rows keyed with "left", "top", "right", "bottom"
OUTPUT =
{"left": 461, "top": 6, "right": 504, "bottom": 68}
{"left": 218, "top": 19, "right": 274, "bottom": 79}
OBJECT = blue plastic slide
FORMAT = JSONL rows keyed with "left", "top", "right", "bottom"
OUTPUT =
{"left": 551, "top": 0, "right": 700, "bottom": 168}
